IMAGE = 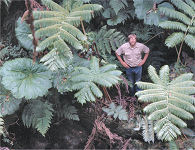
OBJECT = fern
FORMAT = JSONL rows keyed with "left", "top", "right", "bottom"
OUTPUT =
{"left": 22, "top": 100, "right": 53, "bottom": 136}
{"left": 159, "top": 0, "right": 195, "bottom": 50}
{"left": 71, "top": 56, "right": 122, "bottom": 104}
{"left": 57, "top": 104, "right": 79, "bottom": 121}
{"left": 90, "top": 26, "right": 126, "bottom": 60}
{"left": 0, "top": 58, "right": 52, "bottom": 99}
{"left": 0, "top": 115, "right": 4, "bottom": 135}
{"left": 102, "top": 102, "right": 128, "bottom": 120}
{"left": 136, "top": 65, "right": 195, "bottom": 142}
{"left": 169, "top": 140, "right": 178, "bottom": 150}
{"left": 133, "top": 0, "right": 173, "bottom": 25}
{"left": 142, "top": 116, "right": 154, "bottom": 143}
{"left": 33, "top": 0, "right": 102, "bottom": 70}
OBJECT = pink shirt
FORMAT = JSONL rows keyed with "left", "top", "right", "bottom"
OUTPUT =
{"left": 116, "top": 42, "right": 150, "bottom": 67}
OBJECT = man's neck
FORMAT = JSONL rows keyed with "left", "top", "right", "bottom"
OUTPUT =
{"left": 129, "top": 42, "right": 136, "bottom": 48}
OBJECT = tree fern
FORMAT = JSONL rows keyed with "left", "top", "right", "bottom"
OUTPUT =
{"left": 102, "top": 102, "right": 128, "bottom": 120}
{"left": 22, "top": 100, "right": 53, "bottom": 136}
{"left": 136, "top": 65, "right": 195, "bottom": 141}
{"left": 33, "top": 0, "right": 102, "bottom": 70}
{"left": 57, "top": 104, "right": 79, "bottom": 121}
{"left": 0, "top": 58, "right": 52, "bottom": 99}
{"left": 71, "top": 56, "right": 122, "bottom": 104}
{"left": 90, "top": 26, "right": 126, "bottom": 60}
{"left": 159, "top": 0, "right": 195, "bottom": 50}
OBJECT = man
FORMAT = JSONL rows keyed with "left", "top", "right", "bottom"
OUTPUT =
{"left": 115, "top": 34, "right": 150, "bottom": 96}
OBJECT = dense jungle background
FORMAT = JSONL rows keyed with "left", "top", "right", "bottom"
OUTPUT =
{"left": 0, "top": 0, "right": 195, "bottom": 149}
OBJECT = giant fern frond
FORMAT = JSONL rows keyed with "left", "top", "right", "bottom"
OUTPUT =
{"left": 159, "top": 0, "right": 195, "bottom": 50}
{"left": 0, "top": 58, "right": 52, "bottom": 99}
{"left": 22, "top": 100, "right": 53, "bottom": 136}
{"left": 33, "top": 0, "right": 102, "bottom": 69}
{"left": 136, "top": 65, "right": 195, "bottom": 142}
{"left": 71, "top": 57, "right": 122, "bottom": 104}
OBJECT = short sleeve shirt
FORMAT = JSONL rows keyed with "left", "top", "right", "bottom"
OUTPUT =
{"left": 116, "top": 42, "right": 150, "bottom": 67}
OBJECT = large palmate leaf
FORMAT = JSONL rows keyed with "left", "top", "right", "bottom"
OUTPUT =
{"left": 22, "top": 100, "right": 53, "bottom": 136}
{"left": 0, "top": 58, "right": 52, "bottom": 99}
{"left": 71, "top": 56, "right": 122, "bottom": 104}
{"left": 136, "top": 65, "right": 195, "bottom": 142}
{"left": 133, "top": 0, "right": 173, "bottom": 25}
{"left": 15, "top": 17, "right": 34, "bottom": 51}
{"left": 0, "top": 78, "right": 22, "bottom": 116}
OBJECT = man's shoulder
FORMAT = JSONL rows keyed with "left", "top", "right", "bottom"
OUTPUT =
{"left": 136, "top": 42, "right": 145, "bottom": 47}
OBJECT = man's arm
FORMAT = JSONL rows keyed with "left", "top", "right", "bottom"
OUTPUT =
{"left": 115, "top": 53, "right": 130, "bottom": 68}
{"left": 138, "top": 52, "right": 149, "bottom": 66}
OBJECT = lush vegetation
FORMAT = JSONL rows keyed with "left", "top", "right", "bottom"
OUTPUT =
{"left": 0, "top": 0, "right": 195, "bottom": 149}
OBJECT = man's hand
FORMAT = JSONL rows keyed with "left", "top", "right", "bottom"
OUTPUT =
{"left": 121, "top": 61, "right": 130, "bottom": 68}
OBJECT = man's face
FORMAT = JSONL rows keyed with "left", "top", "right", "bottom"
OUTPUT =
{"left": 129, "top": 37, "right": 136, "bottom": 46}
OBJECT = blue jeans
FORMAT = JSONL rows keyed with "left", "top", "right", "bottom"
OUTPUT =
{"left": 126, "top": 66, "right": 142, "bottom": 96}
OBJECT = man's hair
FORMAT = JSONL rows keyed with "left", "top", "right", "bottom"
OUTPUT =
{"left": 128, "top": 34, "right": 136, "bottom": 40}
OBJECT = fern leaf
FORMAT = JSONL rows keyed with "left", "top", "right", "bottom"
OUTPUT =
{"left": 72, "top": 4, "right": 103, "bottom": 12}
{"left": 0, "top": 58, "right": 52, "bottom": 99}
{"left": 142, "top": 116, "right": 154, "bottom": 143}
{"left": 170, "top": 0, "right": 195, "bottom": 18}
{"left": 159, "top": 21, "right": 187, "bottom": 32}
{"left": 184, "top": 34, "right": 195, "bottom": 50}
{"left": 22, "top": 100, "right": 53, "bottom": 136}
{"left": 165, "top": 32, "right": 184, "bottom": 48}
{"left": 71, "top": 57, "right": 121, "bottom": 104}
{"left": 159, "top": 7, "right": 191, "bottom": 25}
{"left": 0, "top": 115, "right": 4, "bottom": 134}
{"left": 136, "top": 65, "right": 195, "bottom": 142}
{"left": 41, "top": 0, "right": 68, "bottom": 14}
{"left": 58, "top": 104, "right": 79, "bottom": 121}
{"left": 148, "top": 65, "right": 164, "bottom": 85}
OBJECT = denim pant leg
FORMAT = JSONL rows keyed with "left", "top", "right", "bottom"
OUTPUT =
{"left": 134, "top": 66, "right": 142, "bottom": 93}
{"left": 126, "top": 68, "right": 135, "bottom": 96}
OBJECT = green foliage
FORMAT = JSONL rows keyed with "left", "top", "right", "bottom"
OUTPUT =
{"left": 0, "top": 58, "right": 52, "bottom": 99}
{"left": 89, "top": 26, "right": 126, "bottom": 60}
{"left": 159, "top": 0, "right": 195, "bottom": 50}
{"left": 22, "top": 100, "right": 53, "bottom": 136}
{"left": 133, "top": 0, "right": 173, "bottom": 25}
{"left": 102, "top": 0, "right": 133, "bottom": 26}
{"left": 33, "top": 0, "right": 102, "bottom": 70}
{"left": 136, "top": 65, "right": 195, "bottom": 142}
{"left": 0, "top": 115, "right": 4, "bottom": 134}
{"left": 57, "top": 104, "right": 79, "bottom": 121}
{"left": 52, "top": 55, "right": 90, "bottom": 93}
{"left": 15, "top": 17, "right": 34, "bottom": 51}
{"left": 142, "top": 116, "right": 154, "bottom": 143}
{"left": 102, "top": 102, "right": 128, "bottom": 120}
{"left": 71, "top": 57, "right": 122, "bottom": 104}
{"left": 169, "top": 141, "right": 178, "bottom": 150}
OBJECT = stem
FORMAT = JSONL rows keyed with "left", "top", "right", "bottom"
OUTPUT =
{"left": 177, "top": 15, "right": 195, "bottom": 63}
{"left": 144, "top": 32, "right": 164, "bottom": 44}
